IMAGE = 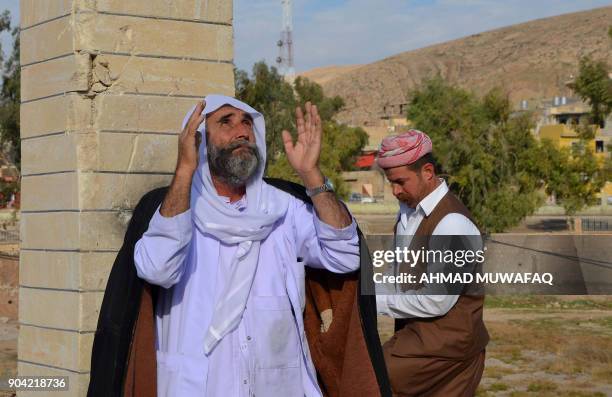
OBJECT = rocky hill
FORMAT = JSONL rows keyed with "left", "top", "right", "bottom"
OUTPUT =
{"left": 300, "top": 7, "right": 612, "bottom": 126}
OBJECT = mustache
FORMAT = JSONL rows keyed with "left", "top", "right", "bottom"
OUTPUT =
{"left": 218, "top": 139, "right": 257, "bottom": 154}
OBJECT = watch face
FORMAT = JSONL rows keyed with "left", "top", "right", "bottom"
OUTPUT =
{"left": 325, "top": 178, "right": 334, "bottom": 190}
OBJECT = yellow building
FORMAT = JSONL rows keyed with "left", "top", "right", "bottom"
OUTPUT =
{"left": 538, "top": 100, "right": 612, "bottom": 203}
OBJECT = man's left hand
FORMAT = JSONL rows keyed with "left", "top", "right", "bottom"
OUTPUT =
{"left": 282, "top": 102, "right": 324, "bottom": 188}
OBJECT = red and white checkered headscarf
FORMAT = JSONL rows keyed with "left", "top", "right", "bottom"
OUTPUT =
{"left": 376, "top": 129, "right": 432, "bottom": 169}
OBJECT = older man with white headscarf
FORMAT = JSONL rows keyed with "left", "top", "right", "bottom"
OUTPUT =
{"left": 114, "top": 95, "right": 360, "bottom": 396}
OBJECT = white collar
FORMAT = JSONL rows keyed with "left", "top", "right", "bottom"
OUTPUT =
{"left": 399, "top": 179, "right": 448, "bottom": 228}
{"left": 417, "top": 178, "right": 448, "bottom": 216}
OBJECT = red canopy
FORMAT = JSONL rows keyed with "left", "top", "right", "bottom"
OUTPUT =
{"left": 355, "top": 152, "right": 377, "bottom": 168}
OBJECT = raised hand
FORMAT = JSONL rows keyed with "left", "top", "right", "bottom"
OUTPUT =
{"left": 282, "top": 102, "right": 324, "bottom": 187}
{"left": 176, "top": 100, "right": 206, "bottom": 176}
{"left": 160, "top": 100, "right": 205, "bottom": 217}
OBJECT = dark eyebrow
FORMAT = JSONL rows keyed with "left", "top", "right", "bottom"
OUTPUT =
{"left": 217, "top": 112, "right": 253, "bottom": 124}
{"left": 218, "top": 113, "right": 233, "bottom": 123}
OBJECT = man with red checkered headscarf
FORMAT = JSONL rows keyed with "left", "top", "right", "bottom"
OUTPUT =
{"left": 376, "top": 130, "right": 489, "bottom": 397}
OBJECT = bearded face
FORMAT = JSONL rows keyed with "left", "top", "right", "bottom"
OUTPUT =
{"left": 207, "top": 137, "right": 261, "bottom": 188}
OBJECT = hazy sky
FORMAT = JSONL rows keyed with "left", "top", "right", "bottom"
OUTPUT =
{"left": 0, "top": 0, "right": 18, "bottom": 61}
{"left": 234, "top": 0, "right": 612, "bottom": 73}
{"left": 2, "top": 0, "right": 611, "bottom": 73}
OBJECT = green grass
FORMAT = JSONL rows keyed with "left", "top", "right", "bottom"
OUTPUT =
{"left": 527, "top": 380, "right": 558, "bottom": 392}
{"left": 485, "top": 296, "right": 612, "bottom": 310}
{"left": 488, "top": 382, "right": 509, "bottom": 391}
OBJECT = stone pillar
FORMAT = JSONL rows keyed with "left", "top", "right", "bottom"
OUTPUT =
{"left": 18, "top": 1, "right": 233, "bottom": 395}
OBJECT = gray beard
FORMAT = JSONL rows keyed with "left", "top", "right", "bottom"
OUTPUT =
{"left": 207, "top": 139, "right": 261, "bottom": 188}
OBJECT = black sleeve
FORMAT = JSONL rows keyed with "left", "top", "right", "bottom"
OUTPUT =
{"left": 87, "top": 187, "right": 168, "bottom": 397}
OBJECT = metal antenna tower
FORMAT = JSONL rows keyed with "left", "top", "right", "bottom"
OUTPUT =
{"left": 276, "top": 0, "right": 295, "bottom": 82}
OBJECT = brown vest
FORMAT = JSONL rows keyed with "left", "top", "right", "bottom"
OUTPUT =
{"left": 391, "top": 192, "right": 489, "bottom": 360}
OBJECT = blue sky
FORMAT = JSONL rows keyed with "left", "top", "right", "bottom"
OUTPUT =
{"left": 0, "top": 0, "right": 18, "bottom": 62}
{"left": 234, "top": 0, "right": 612, "bottom": 73}
{"left": 1, "top": 0, "right": 611, "bottom": 72}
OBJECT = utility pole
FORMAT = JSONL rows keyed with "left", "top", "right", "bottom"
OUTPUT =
{"left": 276, "top": 0, "right": 295, "bottom": 82}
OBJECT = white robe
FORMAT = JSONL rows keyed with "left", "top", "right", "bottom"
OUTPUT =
{"left": 134, "top": 188, "right": 360, "bottom": 396}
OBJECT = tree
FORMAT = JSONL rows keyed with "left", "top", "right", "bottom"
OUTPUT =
{"left": 568, "top": 56, "right": 612, "bottom": 129}
{"left": 0, "top": 10, "right": 19, "bottom": 169}
{"left": 537, "top": 140, "right": 604, "bottom": 216}
{"left": 235, "top": 62, "right": 367, "bottom": 198}
{"left": 406, "top": 77, "right": 603, "bottom": 232}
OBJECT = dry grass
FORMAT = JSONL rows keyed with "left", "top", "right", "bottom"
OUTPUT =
{"left": 477, "top": 296, "right": 612, "bottom": 395}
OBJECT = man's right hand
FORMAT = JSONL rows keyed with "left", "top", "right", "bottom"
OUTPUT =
{"left": 160, "top": 101, "right": 205, "bottom": 217}
{"left": 176, "top": 101, "right": 206, "bottom": 176}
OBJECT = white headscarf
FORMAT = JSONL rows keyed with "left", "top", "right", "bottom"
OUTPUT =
{"left": 181, "top": 95, "right": 290, "bottom": 354}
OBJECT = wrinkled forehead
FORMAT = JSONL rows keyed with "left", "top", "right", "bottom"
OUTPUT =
{"left": 206, "top": 104, "right": 253, "bottom": 121}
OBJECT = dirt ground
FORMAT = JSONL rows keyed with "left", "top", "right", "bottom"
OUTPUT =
{"left": 0, "top": 317, "right": 16, "bottom": 397}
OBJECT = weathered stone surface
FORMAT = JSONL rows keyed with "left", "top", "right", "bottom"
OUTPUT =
{"left": 79, "top": 211, "right": 132, "bottom": 251}
{"left": 20, "top": 212, "right": 80, "bottom": 250}
{"left": 20, "top": 94, "right": 92, "bottom": 139}
{"left": 17, "top": 289, "right": 102, "bottom": 332}
{"left": 20, "top": 0, "right": 73, "bottom": 29}
{"left": 20, "top": 15, "right": 73, "bottom": 66}
{"left": 21, "top": 135, "right": 174, "bottom": 207}
{"left": 19, "top": 288, "right": 80, "bottom": 329}
{"left": 21, "top": 173, "right": 78, "bottom": 210}
{"left": 21, "top": 135, "right": 77, "bottom": 175}
{"left": 21, "top": 54, "right": 90, "bottom": 102}
{"left": 20, "top": 251, "right": 116, "bottom": 291}
{"left": 80, "top": 14, "right": 233, "bottom": 61}
{"left": 18, "top": 361, "right": 89, "bottom": 397}
{"left": 94, "top": 94, "right": 197, "bottom": 133}
{"left": 19, "top": 0, "right": 234, "bottom": 380}
{"left": 79, "top": 172, "right": 172, "bottom": 210}
{"left": 21, "top": 211, "right": 126, "bottom": 251}
{"left": 95, "top": 0, "right": 232, "bottom": 24}
{"left": 18, "top": 325, "right": 93, "bottom": 372}
{"left": 93, "top": 54, "right": 234, "bottom": 96}
{"left": 97, "top": 133, "right": 178, "bottom": 173}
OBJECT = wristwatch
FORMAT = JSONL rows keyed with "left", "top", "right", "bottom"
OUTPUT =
{"left": 306, "top": 177, "right": 335, "bottom": 197}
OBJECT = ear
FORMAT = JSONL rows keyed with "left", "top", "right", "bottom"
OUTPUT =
{"left": 421, "top": 162, "right": 435, "bottom": 181}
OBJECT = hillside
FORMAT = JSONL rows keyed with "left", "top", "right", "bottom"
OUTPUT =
{"left": 299, "top": 7, "right": 612, "bottom": 126}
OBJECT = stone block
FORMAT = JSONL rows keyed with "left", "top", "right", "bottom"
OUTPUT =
{"left": 20, "top": 212, "right": 80, "bottom": 251}
{"left": 93, "top": 54, "right": 234, "bottom": 97}
{"left": 21, "top": 54, "right": 90, "bottom": 102}
{"left": 79, "top": 14, "right": 232, "bottom": 61}
{"left": 79, "top": 211, "right": 132, "bottom": 251}
{"left": 20, "top": 0, "right": 72, "bottom": 29}
{"left": 19, "top": 251, "right": 79, "bottom": 290}
{"left": 20, "top": 94, "right": 93, "bottom": 139}
{"left": 18, "top": 325, "right": 93, "bottom": 372}
{"left": 20, "top": 15, "right": 73, "bottom": 66}
{"left": 97, "top": 132, "right": 178, "bottom": 173}
{"left": 20, "top": 173, "right": 78, "bottom": 211}
{"left": 19, "top": 251, "right": 116, "bottom": 291}
{"left": 21, "top": 134, "right": 77, "bottom": 175}
{"left": 21, "top": 211, "right": 129, "bottom": 251}
{"left": 95, "top": 0, "right": 232, "bottom": 24}
{"left": 19, "top": 288, "right": 80, "bottom": 330}
{"left": 18, "top": 361, "right": 89, "bottom": 397}
{"left": 18, "top": 289, "right": 101, "bottom": 332}
{"left": 94, "top": 94, "right": 198, "bottom": 133}
{"left": 79, "top": 172, "right": 172, "bottom": 210}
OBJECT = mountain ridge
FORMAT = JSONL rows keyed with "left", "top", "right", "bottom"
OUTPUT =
{"left": 299, "top": 6, "right": 612, "bottom": 126}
